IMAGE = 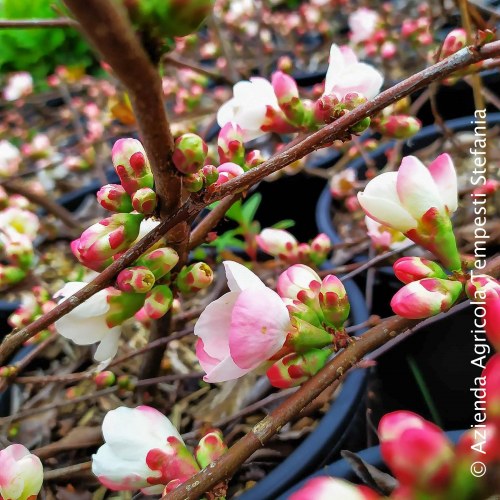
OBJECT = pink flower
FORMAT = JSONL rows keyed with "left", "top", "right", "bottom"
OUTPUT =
{"left": 379, "top": 411, "right": 454, "bottom": 491}
{"left": 0, "top": 444, "right": 43, "bottom": 500}
{"left": 3, "top": 72, "right": 33, "bottom": 101}
{"left": 0, "top": 140, "right": 21, "bottom": 178}
{"left": 358, "top": 154, "right": 460, "bottom": 270}
{"left": 289, "top": 476, "right": 380, "bottom": 500}
{"left": 324, "top": 44, "right": 383, "bottom": 101}
{"left": 348, "top": 8, "right": 379, "bottom": 44}
{"left": 194, "top": 261, "right": 290, "bottom": 383}
{"left": 329, "top": 168, "right": 356, "bottom": 199}
{"left": 92, "top": 406, "right": 199, "bottom": 494}
{"left": 390, "top": 278, "right": 462, "bottom": 319}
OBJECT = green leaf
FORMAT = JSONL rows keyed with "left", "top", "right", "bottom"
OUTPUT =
{"left": 240, "top": 193, "right": 262, "bottom": 225}
{"left": 224, "top": 200, "right": 244, "bottom": 223}
{"left": 272, "top": 219, "right": 296, "bottom": 230}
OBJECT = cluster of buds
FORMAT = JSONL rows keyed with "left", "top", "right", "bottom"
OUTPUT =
{"left": 91, "top": 406, "right": 227, "bottom": 494}
{"left": 0, "top": 192, "right": 40, "bottom": 289}
{"left": 8, "top": 286, "right": 56, "bottom": 344}
{"left": 256, "top": 228, "right": 332, "bottom": 267}
{"left": 267, "top": 265, "right": 351, "bottom": 388}
{"left": 314, "top": 92, "right": 370, "bottom": 133}
{"left": 371, "top": 115, "right": 421, "bottom": 140}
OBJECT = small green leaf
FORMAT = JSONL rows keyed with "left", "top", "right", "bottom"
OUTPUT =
{"left": 272, "top": 219, "right": 296, "bottom": 230}
{"left": 241, "top": 193, "right": 262, "bottom": 224}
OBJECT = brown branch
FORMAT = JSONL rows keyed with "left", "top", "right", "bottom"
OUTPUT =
{"left": 164, "top": 55, "right": 236, "bottom": 85}
{"left": 167, "top": 255, "right": 500, "bottom": 499}
{"left": 206, "top": 41, "right": 500, "bottom": 203}
{"left": 43, "top": 461, "right": 92, "bottom": 481}
{"left": 189, "top": 194, "right": 241, "bottom": 250}
{"left": 0, "top": 18, "right": 78, "bottom": 29}
{"left": 3, "top": 179, "right": 83, "bottom": 232}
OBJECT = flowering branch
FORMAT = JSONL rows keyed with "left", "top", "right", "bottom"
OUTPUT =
{"left": 166, "top": 255, "right": 500, "bottom": 499}
{"left": 1, "top": 39, "right": 499, "bottom": 365}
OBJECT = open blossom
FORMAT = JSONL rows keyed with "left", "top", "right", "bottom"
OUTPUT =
{"left": 216, "top": 77, "right": 282, "bottom": 141}
{"left": 92, "top": 406, "right": 199, "bottom": 494}
{"left": 348, "top": 8, "right": 379, "bottom": 44}
{"left": 195, "top": 261, "right": 290, "bottom": 383}
{"left": 0, "top": 444, "right": 43, "bottom": 500}
{"left": 3, "top": 72, "right": 33, "bottom": 101}
{"left": 329, "top": 168, "right": 356, "bottom": 199}
{"left": 54, "top": 282, "right": 122, "bottom": 361}
{"left": 0, "top": 140, "right": 21, "bottom": 177}
{"left": 0, "top": 208, "right": 40, "bottom": 240}
{"left": 358, "top": 154, "right": 460, "bottom": 270}
{"left": 324, "top": 44, "right": 383, "bottom": 101}
{"left": 290, "top": 477, "right": 379, "bottom": 500}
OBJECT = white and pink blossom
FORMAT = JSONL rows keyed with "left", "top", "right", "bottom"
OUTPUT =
{"left": 348, "top": 8, "right": 379, "bottom": 44}
{"left": 0, "top": 140, "right": 21, "bottom": 177}
{"left": 195, "top": 261, "right": 290, "bottom": 382}
{"left": 3, "top": 72, "right": 33, "bottom": 101}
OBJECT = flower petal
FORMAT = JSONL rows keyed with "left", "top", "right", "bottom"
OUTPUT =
{"left": 223, "top": 261, "right": 265, "bottom": 292}
{"left": 397, "top": 156, "right": 445, "bottom": 218}
{"left": 55, "top": 313, "right": 108, "bottom": 345}
{"left": 93, "top": 327, "right": 121, "bottom": 361}
{"left": 358, "top": 194, "right": 416, "bottom": 233}
{"left": 229, "top": 286, "right": 289, "bottom": 369}
{"left": 427, "top": 153, "right": 458, "bottom": 213}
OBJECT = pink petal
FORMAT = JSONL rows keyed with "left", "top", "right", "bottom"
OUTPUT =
{"left": 427, "top": 153, "right": 458, "bottom": 213}
{"left": 229, "top": 286, "right": 289, "bottom": 369}
{"left": 223, "top": 261, "right": 265, "bottom": 292}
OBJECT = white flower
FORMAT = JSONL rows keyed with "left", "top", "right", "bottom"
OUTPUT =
{"left": 217, "top": 77, "right": 280, "bottom": 142}
{"left": 324, "top": 44, "right": 383, "bottom": 100}
{"left": 0, "top": 140, "right": 21, "bottom": 177}
{"left": 0, "top": 207, "right": 40, "bottom": 240}
{"left": 54, "top": 282, "right": 121, "bottom": 361}
{"left": 348, "top": 8, "right": 379, "bottom": 44}
{"left": 92, "top": 406, "right": 199, "bottom": 493}
{"left": 3, "top": 72, "right": 33, "bottom": 101}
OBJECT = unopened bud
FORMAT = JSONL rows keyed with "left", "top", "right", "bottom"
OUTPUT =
{"left": 201, "top": 165, "right": 219, "bottom": 186}
{"left": 374, "top": 115, "right": 421, "bottom": 139}
{"left": 0, "top": 265, "right": 27, "bottom": 287}
{"left": 173, "top": 133, "right": 208, "bottom": 175}
{"left": 319, "top": 275, "right": 350, "bottom": 328}
{"left": 393, "top": 257, "right": 447, "bottom": 284}
{"left": 184, "top": 172, "right": 204, "bottom": 192}
{"left": 218, "top": 123, "right": 245, "bottom": 166}
{"left": 117, "top": 266, "right": 156, "bottom": 293}
{"left": 195, "top": 429, "right": 228, "bottom": 468}
{"left": 135, "top": 247, "right": 179, "bottom": 279}
{"left": 106, "top": 288, "right": 146, "bottom": 327}
{"left": 97, "top": 184, "right": 133, "bottom": 212}
{"left": 245, "top": 150, "right": 265, "bottom": 168}
{"left": 144, "top": 284, "right": 174, "bottom": 319}
{"left": 131, "top": 187, "right": 157, "bottom": 214}
{"left": 94, "top": 371, "right": 116, "bottom": 388}
{"left": 441, "top": 29, "right": 467, "bottom": 59}
{"left": 176, "top": 262, "right": 213, "bottom": 294}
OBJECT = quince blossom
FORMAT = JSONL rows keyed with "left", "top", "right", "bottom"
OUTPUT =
{"left": 0, "top": 444, "right": 43, "bottom": 500}
{"left": 3, "top": 72, "right": 33, "bottom": 101}
{"left": 0, "top": 140, "right": 21, "bottom": 177}
{"left": 348, "top": 8, "right": 379, "bottom": 44}
{"left": 194, "top": 261, "right": 290, "bottom": 382}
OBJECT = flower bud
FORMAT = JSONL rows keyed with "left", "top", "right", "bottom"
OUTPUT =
{"left": 390, "top": 278, "right": 462, "bottom": 319}
{"left": 172, "top": 133, "right": 208, "bottom": 175}
{"left": 277, "top": 264, "right": 322, "bottom": 306}
{"left": 374, "top": 115, "right": 421, "bottom": 139}
{"left": 117, "top": 266, "right": 156, "bottom": 293}
{"left": 218, "top": 123, "right": 245, "bottom": 166}
{"left": 381, "top": 41, "right": 397, "bottom": 59}
{"left": 393, "top": 257, "right": 447, "bottom": 284}
{"left": 286, "top": 317, "right": 333, "bottom": 352}
{"left": 112, "top": 138, "right": 154, "bottom": 196}
{"left": 272, "top": 71, "right": 305, "bottom": 125}
{"left": 97, "top": 184, "right": 133, "bottom": 212}
{"left": 289, "top": 477, "right": 380, "bottom": 500}
{"left": 378, "top": 411, "right": 454, "bottom": 491}
{"left": 132, "top": 188, "right": 157, "bottom": 214}
{"left": 277, "top": 55, "right": 293, "bottom": 73}
{"left": 71, "top": 213, "right": 144, "bottom": 264}
{"left": 184, "top": 172, "right": 204, "bottom": 192}
{"left": 441, "top": 28, "right": 467, "bottom": 59}
{"left": 350, "top": 117, "right": 371, "bottom": 134}
{"left": 201, "top": 165, "right": 219, "bottom": 186}
{"left": 309, "top": 233, "right": 331, "bottom": 265}
{"left": 135, "top": 247, "right": 179, "bottom": 279}
{"left": 0, "top": 444, "right": 43, "bottom": 500}
{"left": 194, "top": 430, "right": 228, "bottom": 468}
{"left": 106, "top": 288, "right": 146, "bottom": 327}
{"left": 3, "top": 231, "right": 34, "bottom": 270}
{"left": 176, "top": 262, "right": 214, "bottom": 294}
{"left": 214, "top": 162, "right": 245, "bottom": 186}
{"left": 256, "top": 228, "right": 298, "bottom": 259}
{"left": 245, "top": 150, "right": 265, "bottom": 168}
{"left": 313, "top": 93, "right": 339, "bottom": 125}
{"left": 483, "top": 354, "right": 500, "bottom": 426}
{"left": 267, "top": 349, "right": 331, "bottom": 388}
{"left": 94, "top": 371, "right": 116, "bottom": 388}
{"left": 144, "top": 285, "right": 174, "bottom": 319}
{"left": 319, "top": 275, "right": 350, "bottom": 328}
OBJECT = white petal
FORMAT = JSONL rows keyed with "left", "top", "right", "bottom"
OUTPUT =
{"left": 203, "top": 355, "right": 249, "bottom": 383}
{"left": 223, "top": 261, "right": 265, "bottom": 291}
{"left": 358, "top": 194, "right": 416, "bottom": 233}
{"left": 55, "top": 314, "right": 108, "bottom": 345}
{"left": 217, "top": 100, "right": 236, "bottom": 127}
{"left": 93, "top": 327, "right": 121, "bottom": 361}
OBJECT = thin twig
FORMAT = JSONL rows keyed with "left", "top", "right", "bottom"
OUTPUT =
{"left": 0, "top": 18, "right": 78, "bottom": 29}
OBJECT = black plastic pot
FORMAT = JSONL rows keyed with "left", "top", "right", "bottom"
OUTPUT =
{"left": 239, "top": 277, "right": 370, "bottom": 500}
{"left": 315, "top": 112, "right": 500, "bottom": 431}
{"left": 279, "top": 430, "right": 465, "bottom": 498}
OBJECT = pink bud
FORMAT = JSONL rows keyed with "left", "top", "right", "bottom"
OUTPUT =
{"left": 97, "top": 184, "right": 133, "bottom": 212}
{"left": 380, "top": 41, "right": 397, "bottom": 59}
{"left": 267, "top": 348, "right": 331, "bottom": 388}
{"left": 135, "top": 247, "right": 179, "bottom": 279}
{"left": 379, "top": 411, "right": 454, "bottom": 491}
{"left": 132, "top": 188, "right": 157, "bottom": 214}
{"left": 176, "top": 262, "right": 214, "bottom": 294}
{"left": 201, "top": 165, "right": 219, "bottom": 186}
{"left": 289, "top": 477, "right": 380, "bottom": 500}
{"left": 94, "top": 371, "right": 116, "bottom": 388}
{"left": 112, "top": 138, "right": 154, "bottom": 196}
{"left": 472, "top": 179, "right": 499, "bottom": 196}
{"left": 245, "top": 149, "right": 265, "bottom": 168}
{"left": 319, "top": 274, "right": 350, "bottom": 328}
{"left": 172, "top": 133, "right": 208, "bottom": 174}
{"left": 143, "top": 285, "right": 174, "bottom": 319}
{"left": 374, "top": 115, "right": 421, "bottom": 139}
{"left": 310, "top": 233, "right": 331, "bottom": 255}
{"left": 218, "top": 123, "right": 245, "bottom": 165}
{"left": 117, "top": 266, "right": 156, "bottom": 293}
{"left": 277, "top": 264, "right": 321, "bottom": 305}
{"left": 272, "top": 71, "right": 299, "bottom": 103}
{"left": 390, "top": 278, "right": 462, "bottom": 319}
{"left": 393, "top": 257, "right": 447, "bottom": 284}
{"left": 441, "top": 29, "right": 467, "bottom": 59}
{"left": 456, "top": 423, "right": 500, "bottom": 466}
{"left": 256, "top": 228, "right": 298, "bottom": 258}
{"left": 194, "top": 430, "right": 227, "bottom": 468}
{"left": 214, "top": 162, "right": 245, "bottom": 186}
